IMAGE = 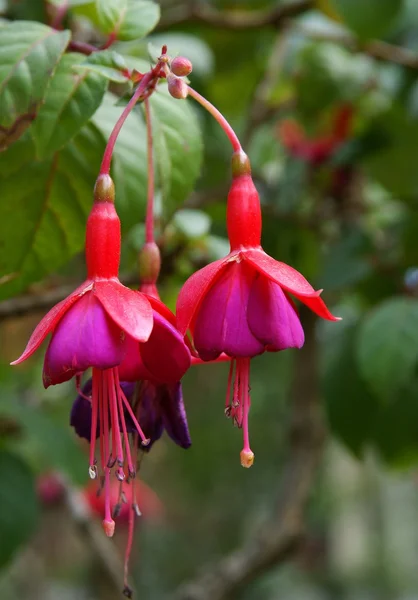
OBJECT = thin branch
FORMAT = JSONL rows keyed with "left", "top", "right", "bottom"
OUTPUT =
{"left": 158, "top": 0, "right": 314, "bottom": 30}
{"left": 292, "top": 23, "right": 418, "bottom": 69}
{"left": 172, "top": 308, "right": 325, "bottom": 600}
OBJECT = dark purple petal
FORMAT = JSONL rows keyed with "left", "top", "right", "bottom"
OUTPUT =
{"left": 70, "top": 378, "right": 135, "bottom": 440}
{"left": 247, "top": 274, "right": 305, "bottom": 350}
{"left": 193, "top": 261, "right": 264, "bottom": 360}
{"left": 160, "top": 382, "right": 191, "bottom": 449}
{"left": 135, "top": 382, "right": 164, "bottom": 450}
{"left": 139, "top": 312, "right": 191, "bottom": 384}
{"left": 43, "top": 293, "right": 126, "bottom": 387}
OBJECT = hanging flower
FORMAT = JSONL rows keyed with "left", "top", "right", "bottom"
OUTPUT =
{"left": 12, "top": 175, "right": 155, "bottom": 537}
{"left": 176, "top": 152, "right": 340, "bottom": 467}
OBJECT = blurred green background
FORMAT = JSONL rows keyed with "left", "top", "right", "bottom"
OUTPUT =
{"left": 2, "top": 0, "right": 418, "bottom": 598}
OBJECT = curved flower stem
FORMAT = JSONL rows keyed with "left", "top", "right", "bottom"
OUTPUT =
{"left": 99, "top": 71, "right": 155, "bottom": 176}
{"left": 144, "top": 96, "right": 155, "bottom": 244}
{"left": 186, "top": 86, "right": 242, "bottom": 153}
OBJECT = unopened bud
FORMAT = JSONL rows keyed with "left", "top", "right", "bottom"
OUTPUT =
{"left": 139, "top": 241, "right": 161, "bottom": 284}
{"left": 171, "top": 56, "right": 193, "bottom": 77}
{"left": 102, "top": 518, "right": 115, "bottom": 537}
{"left": 240, "top": 449, "right": 254, "bottom": 468}
{"left": 231, "top": 151, "right": 251, "bottom": 178}
{"left": 94, "top": 174, "right": 115, "bottom": 203}
{"left": 167, "top": 74, "right": 188, "bottom": 100}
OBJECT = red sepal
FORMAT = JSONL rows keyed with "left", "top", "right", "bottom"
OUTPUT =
{"left": 94, "top": 280, "right": 153, "bottom": 342}
{"left": 243, "top": 248, "right": 340, "bottom": 321}
{"left": 11, "top": 281, "right": 93, "bottom": 365}
{"left": 176, "top": 256, "right": 229, "bottom": 335}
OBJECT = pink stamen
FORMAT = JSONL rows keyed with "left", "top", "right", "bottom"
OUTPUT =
{"left": 89, "top": 370, "right": 99, "bottom": 478}
{"left": 114, "top": 370, "right": 135, "bottom": 477}
{"left": 108, "top": 369, "right": 124, "bottom": 466}
{"left": 224, "top": 359, "right": 235, "bottom": 417}
{"left": 119, "top": 386, "right": 150, "bottom": 447}
{"left": 237, "top": 358, "right": 254, "bottom": 468}
{"left": 123, "top": 479, "right": 136, "bottom": 597}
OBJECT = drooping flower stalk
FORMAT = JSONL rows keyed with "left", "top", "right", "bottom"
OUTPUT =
{"left": 169, "top": 56, "right": 340, "bottom": 467}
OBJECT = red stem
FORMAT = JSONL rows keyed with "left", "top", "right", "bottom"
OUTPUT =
{"left": 144, "top": 97, "right": 155, "bottom": 244}
{"left": 186, "top": 86, "right": 242, "bottom": 153}
{"left": 99, "top": 71, "right": 154, "bottom": 176}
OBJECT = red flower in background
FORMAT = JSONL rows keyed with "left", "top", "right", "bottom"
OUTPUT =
{"left": 278, "top": 104, "right": 353, "bottom": 165}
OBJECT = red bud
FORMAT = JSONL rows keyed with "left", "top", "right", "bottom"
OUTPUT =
{"left": 167, "top": 74, "right": 188, "bottom": 99}
{"left": 171, "top": 56, "right": 193, "bottom": 77}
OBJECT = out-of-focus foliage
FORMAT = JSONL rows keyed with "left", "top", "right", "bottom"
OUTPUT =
{"left": 2, "top": 0, "right": 418, "bottom": 598}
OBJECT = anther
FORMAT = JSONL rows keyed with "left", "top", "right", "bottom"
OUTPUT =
{"left": 133, "top": 503, "right": 142, "bottom": 517}
{"left": 107, "top": 456, "right": 117, "bottom": 469}
{"left": 116, "top": 467, "right": 125, "bottom": 481}
{"left": 128, "top": 469, "right": 136, "bottom": 480}
{"left": 88, "top": 465, "right": 98, "bottom": 479}
{"left": 224, "top": 406, "right": 232, "bottom": 418}
{"left": 140, "top": 438, "right": 151, "bottom": 447}
{"left": 112, "top": 503, "right": 122, "bottom": 518}
{"left": 123, "top": 585, "right": 133, "bottom": 598}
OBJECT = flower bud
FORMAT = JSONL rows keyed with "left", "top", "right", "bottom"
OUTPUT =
{"left": 94, "top": 174, "right": 115, "bottom": 204}
{"left": 167, "top": 74, "right": 188, "bottom": 100}
{"left": 139, "top": 241, "right": 161, "bottom": 284}
{"left": 171, "top": 56, "right": 193, "bottom": 77}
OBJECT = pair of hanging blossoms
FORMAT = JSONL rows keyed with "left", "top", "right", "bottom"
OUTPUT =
{"left": 12, "top": 49, "right": 339, "bottom": 595}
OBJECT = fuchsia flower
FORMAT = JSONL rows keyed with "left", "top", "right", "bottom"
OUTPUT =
{"left": 176, "top": 152, "right": 340, "bottom": 467}
{"left": 11, "top": 175, "right": 186, "bottom": 537}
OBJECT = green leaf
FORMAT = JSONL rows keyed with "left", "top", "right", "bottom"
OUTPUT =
{"left": 0, "top": 124, "right": 105, "bottom": 300}
{"left": 373, "top": 377, "right": 418, "bottom": 467}
{"left": 173, "top": 209, "right": 211, "bottom": 239}
{"left": 95, "top": 0, "right": 160, "bottom": 40}
{"left": 330, "top": 0, "right": 403, "bottom": 39}
{"left": 363, "top": 106, "right": 418, "bottom": 196}
{"left": 96, "top": 0, "right": 128, "bottom": 34}
{"left": 92, "top": 88, "right": 202, "bottom": 230}
{"left": 117, "top": 1, "right": 160, "bottom": 41}
{"left": 318, "top": 230, "right": 372, "bottom": 291}
{"left": 356, "top": 297, "right": 418, "bottom": 402}
{"left": 323, "top": 325, "right": 379, "bottom": 457}
{"left": 31, "top": 53, "right": 107, "bottom": 159}
{"left": 0, "top": 451, "right": 39, "bottom": 569}
{"left": 0, "top": 21, "right": 70, "bottom": 150}
{"left": 77, "top": 49, "right": 131, "bottom": 83}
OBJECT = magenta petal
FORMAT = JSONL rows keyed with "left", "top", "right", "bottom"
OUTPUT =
{"left": 247, "top": 275, "right": 305, "bottom": 350}
{"left": 117, "top": 334, "right": 154, "bottom": 382}
{"left": 43, "top": 293, "right": 126, "bottom": 387}
{"left": 194, "top": 261, "right": 264, "bottom": 360}
{"left": 139, "top": 312, "right": 191, "bottom": 384}
{"left": 12, "top": 281, "right": 93, "bottom": 365}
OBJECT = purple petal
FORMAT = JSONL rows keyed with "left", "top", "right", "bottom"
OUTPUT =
{"left": 160, "top": 382, "right": 191, "bottom": 449}
{"left": 43, "top": 293, "right": 126, "bottom": 387}
{"left": 139, "top": 312, "right": 191, "bottom": 384}
{"left": 135, "top": 382, "right": 164, "bottom": 450}
{"left": 194, "top": 261, "right": 264, "bottom": 360}
{"left": 70, "top": 378, "right": 135, "bottom": 440}
{"left": 247, "top": 274, "right": 305, "bottom": 350}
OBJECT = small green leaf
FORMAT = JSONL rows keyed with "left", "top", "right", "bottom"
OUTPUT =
{"left": 0, "top": 124, "right": 105, "bottom": 300}
{"left": 31, "top": 53, "right": 107, "bottom": 159}
{"left": 0, "top": 451, "right": 39, "bottom": 569}
{"left": 323, "top": 325, "right": 379, "bottom": 457}
{"left": 356, "top": 297, "right": 418, "bottom": 402}
{"left": 77, "top": 49, "right": 131, "bottom": 83}
{"left": 330, "top": 0, "right": 403, "bottom": 39}
{"left": 0, "top": 21, "right": 70, "bottom": 150}
{"left": 95, "top": 0, "right": 160, "bottom": 41}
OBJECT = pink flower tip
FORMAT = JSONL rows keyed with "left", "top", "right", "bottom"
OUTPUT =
{"left": 240, "top": 449, "right": 254, "bottom": 468}
{"left": 102, "top": 518, "right": 115, "bottom": 537}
